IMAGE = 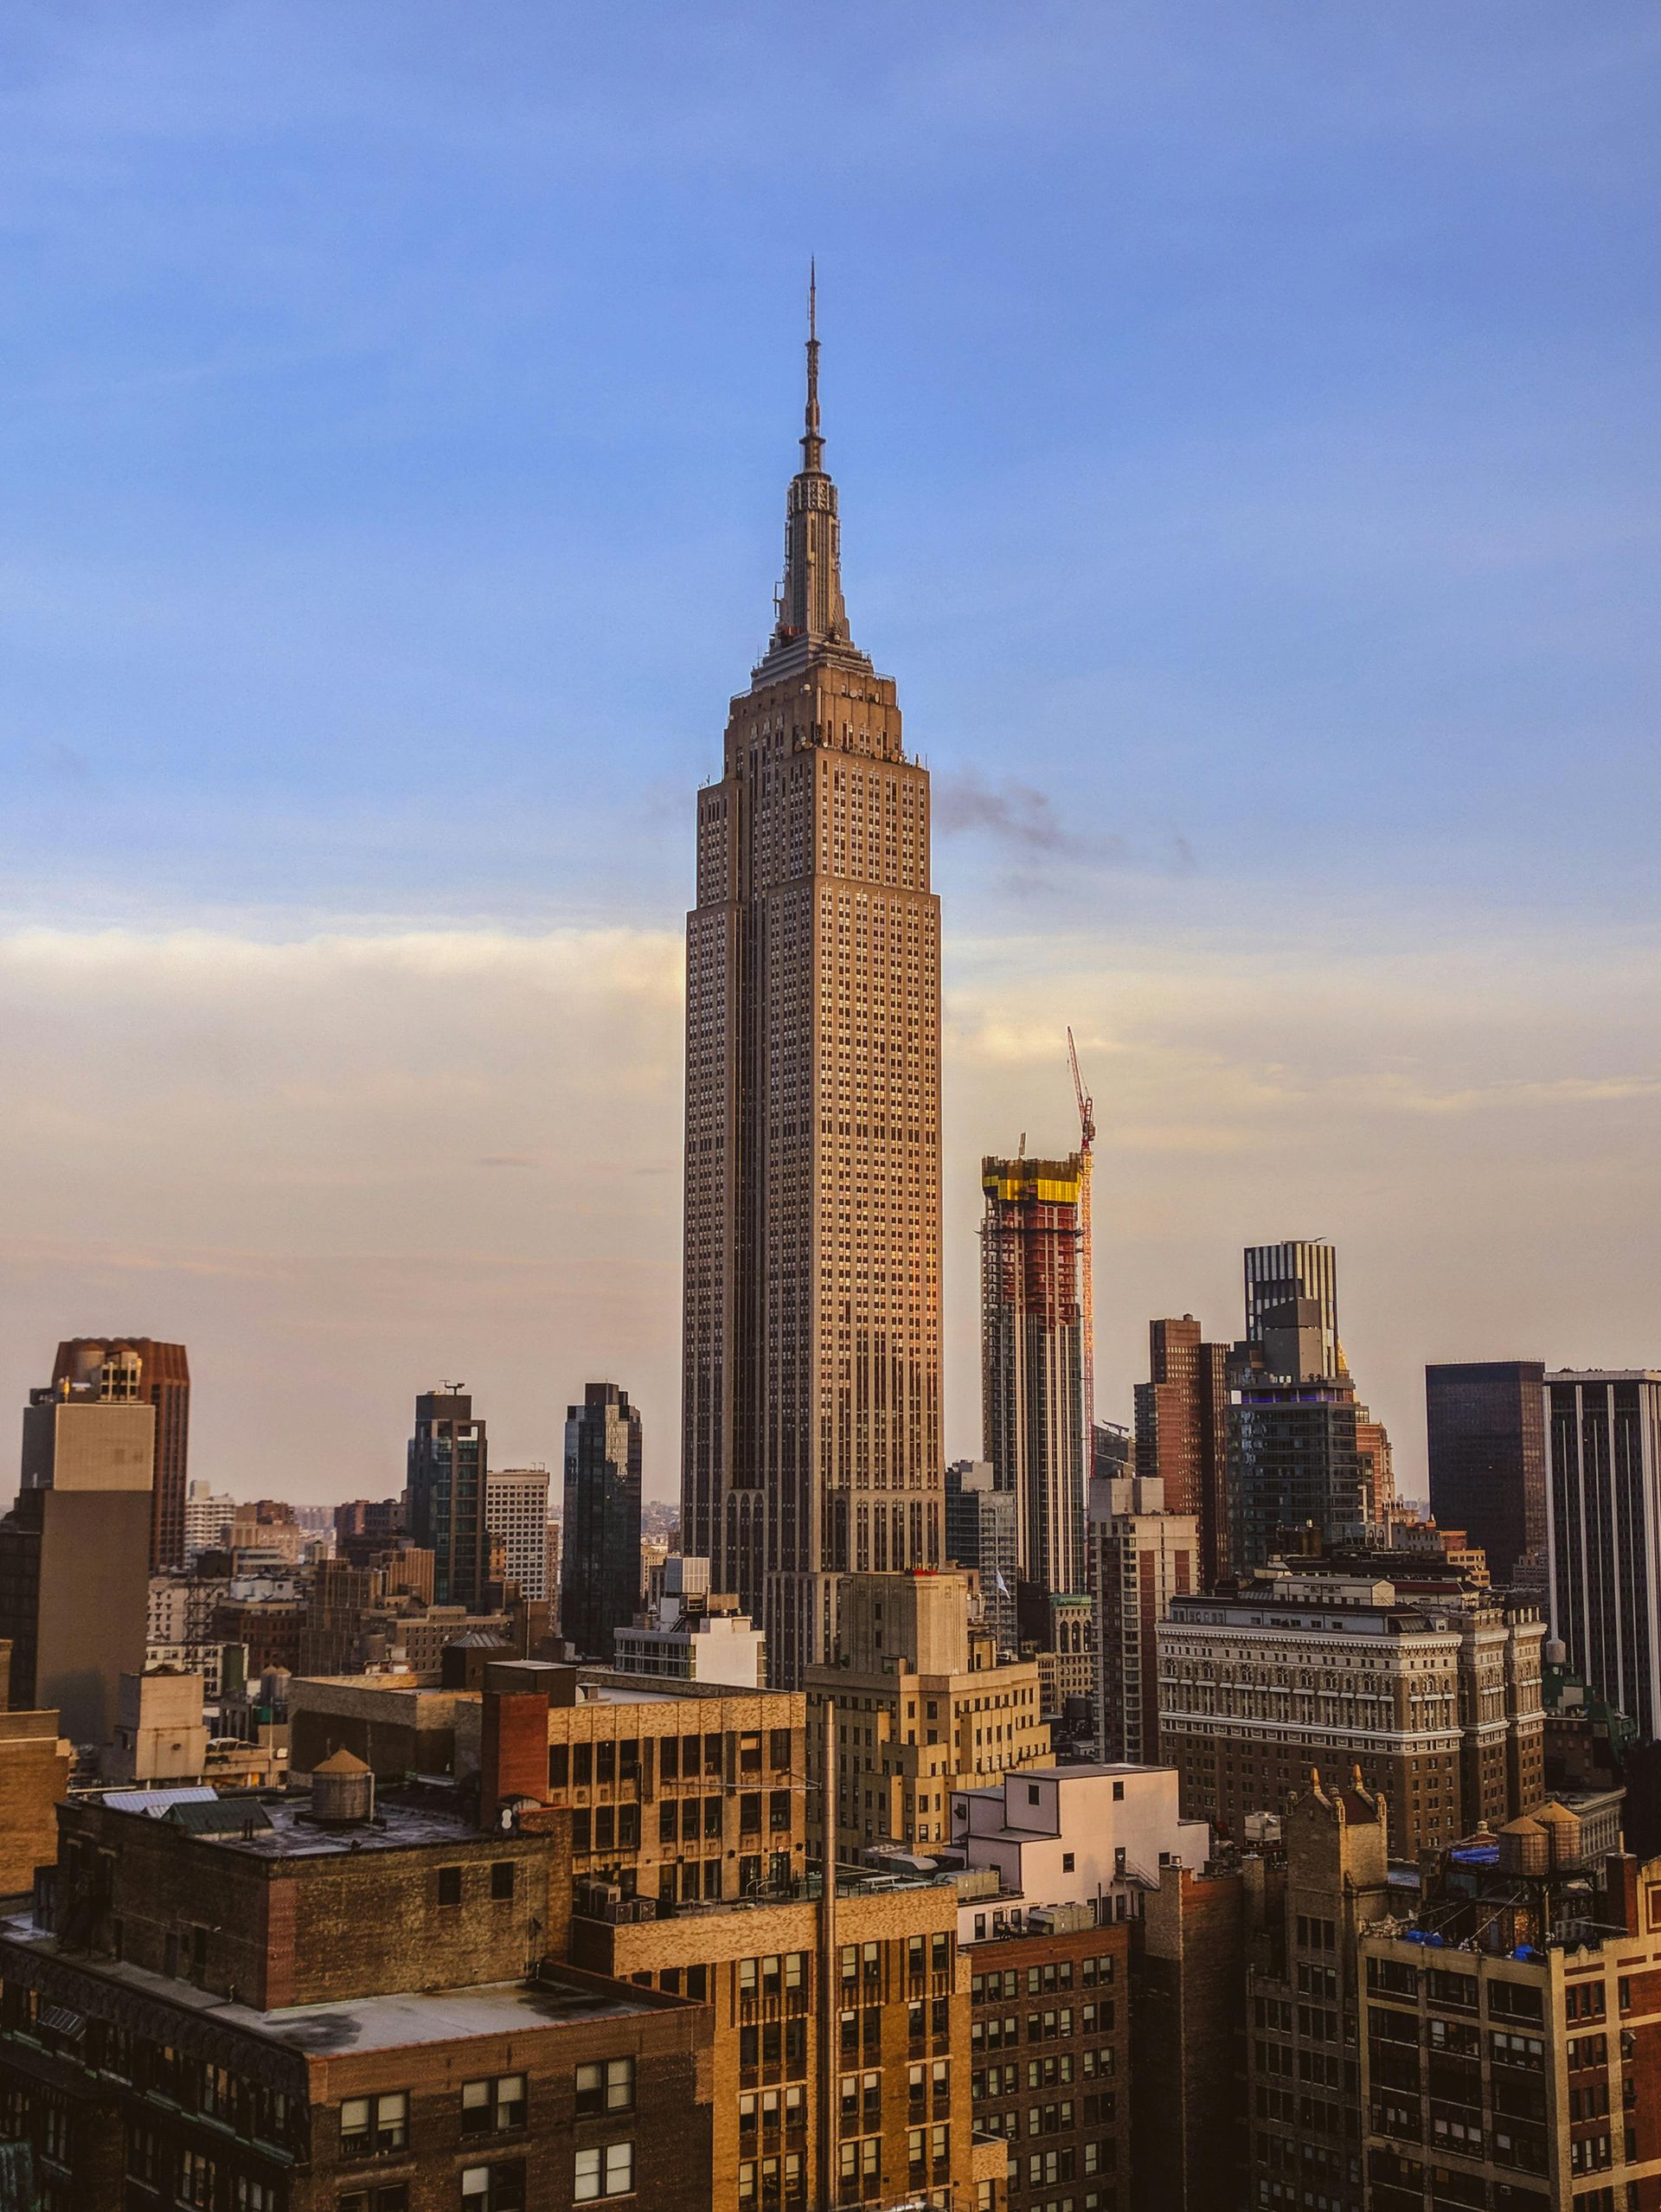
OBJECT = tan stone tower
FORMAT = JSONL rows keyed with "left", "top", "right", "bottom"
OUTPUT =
{"left": 682, "top": 276, "right": 943, "bottom": 1685}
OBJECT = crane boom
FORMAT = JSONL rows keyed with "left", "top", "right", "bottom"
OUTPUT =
{"left": 1066, "top": 1029, "right": 1096, "bottom": 1458}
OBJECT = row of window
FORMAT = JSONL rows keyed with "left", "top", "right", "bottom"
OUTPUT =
{"left": 972, "top": 1957, "right": 1116, "bottom": 2003}
{"left": 544, "top": 1729, "right": 793, "bottom": 1793}
{"left": 839, "top": 1935, "right": 952, "bottom": 1984}
{"left": 126, "top": 2125, "right": 281, "bottom": 2210}
{"left": 972, "top": 2051, "right": 1115, "bottom": 2096}
{"left": 342, "top": 2060, "right": 633, "bottom": 2159}
{"left": 0, "top": 1993, "right": 299, "bottom": 2154}
{"left": 972, "top": 2005, "right": 1113, "bottom": 2051}
{"left": 434, "top": 1862, "right": 518, "bottom": 1907}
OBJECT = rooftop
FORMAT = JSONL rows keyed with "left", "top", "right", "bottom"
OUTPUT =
{"left": 91, "top": 1785, "right": 478, "bottom": 1859}
{"left": 993, "top": 1762, "right": 1171, "bottom": 1784}
{"left": 0, "top": 1916, "right": 661, "bottom": 2053}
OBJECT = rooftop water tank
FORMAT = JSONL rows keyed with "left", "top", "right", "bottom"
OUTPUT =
{"left": 311, "top": 1747, "right": 375, "bottom": 1826}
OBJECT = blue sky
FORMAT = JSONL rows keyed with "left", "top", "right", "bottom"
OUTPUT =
{"left": 3, "top": 4, "right": 1658, "bottom": 1500}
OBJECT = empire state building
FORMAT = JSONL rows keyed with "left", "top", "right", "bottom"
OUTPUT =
{"left": 682, "top": 285, "right": 943, "bottom": 1685}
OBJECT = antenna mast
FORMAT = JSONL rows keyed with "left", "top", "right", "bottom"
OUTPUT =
{"left": 1067, "top": 1028, "right": 1096, "bottom": 1452}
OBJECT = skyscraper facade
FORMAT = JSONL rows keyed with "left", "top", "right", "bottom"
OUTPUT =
{"left": 681, "top": 289, "right": 943, "bottom": 1685}
{"left": 1228, "top": 1376, "right": 1374, "bottom": 1572}
{"left": 1242, "top": 1240, "right": 1341, "bottom": 1377}
{"left": 484, "top": 1465, "right": 552, "bottom": 1600}
{"left": 1426, "top": 1358, "right": 1548, "bottom": 1587}
{"left": 980, "top": 1152, "right": 1087, "bottom": 1606}
{"left": 1227, "top": 1241, "right": 1391, "bottom": 1570}
{"left": 1545, "top": 1369, "right": 1661, "bottom": 1741}
{"left": 944, "top": 1459, "right": 1018, "bottom": 1657}
{"left": 1134, "top": 1315, "right": 1233, "bottom": 1587}
{"left": 1087, "top": 1471, "right": 1196, "bottom": 1766}
{"left": 561, "top": 1382, "right": 643, "bottom": 1662}
{"left": 51, "top": 1336, "right": 189, "bottom": 1569}
{"left": 407, "top": 1387, "right": 487, "bottom": 1611}
{"left": 0, "top": 1381, "right": 155, "bottom": 1744}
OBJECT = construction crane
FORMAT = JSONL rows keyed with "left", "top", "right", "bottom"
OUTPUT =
{"left": 1067, "top": 1028, "right": 1095, "bottom": 1449}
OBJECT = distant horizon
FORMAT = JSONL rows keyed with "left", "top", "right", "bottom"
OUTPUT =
{"left": 3, "top": 3, "right": 1658, "bottom": 1510}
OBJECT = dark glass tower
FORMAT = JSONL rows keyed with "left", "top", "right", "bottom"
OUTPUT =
{"left": 561, "top": 1382, "right": 643, "bottom": 1662}
{"left": 944, "top": 1459, "right": 1018, "bottom": 1657}
{"left": 1225, "top": 1242, "right": 1387, "bottom": 1570}
{"left": 407, "top": 1387, "right": 487, "bottom": 1611}
{"left": 1426, "top": 1360, "right": 1547, "bottom": 1587}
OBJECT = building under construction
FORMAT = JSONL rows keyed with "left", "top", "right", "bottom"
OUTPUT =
{"left": 980, "top": 1151, "right": 1089, "bottom": 1610}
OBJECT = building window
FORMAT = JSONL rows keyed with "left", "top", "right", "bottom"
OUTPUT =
{"left": 1062, "top": 1853, "right": 1075, "bottom": 1873}
{"left": 461, "top": 2164, "right": 527, "bottom": 2212}
{"left": 437, "top": 1867, "right": 463, "bottom": 1907}
{"left": 338, "top": 2190, "right": 409, "bottom": 2212}
{"left": 232, "top": 2182, "right": 287, "bottom": 2212}
{"left": 461, "top": 2074, "right": 527, "bottom": 2136}
{"left": 340, "top": 2092, "right": 408, "bottom": 2158}
{"left": 575, "top": 2059, "right": 636, "bottom": 2117}
{"left": 177, "top": 2151, "right": 217, "bottom": 2209}
{"left": 574, "top": 2143, "right": 634, "bottom": 2202}
{"left": 491, "top": 1862, "right": 516, "bottom": 1901}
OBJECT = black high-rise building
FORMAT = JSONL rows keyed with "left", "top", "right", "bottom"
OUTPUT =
{"left": 1426, "top": 1360, "right": 1547, "bottom": 1587}
{"left": 407, "top": 1387, "right": 487, "bottom": 1610}
{"left": 1228, "top": 1381, "right": 1372, "bottom": 1573}
{"left": 1225, "top": 1241, "right": 1393, "bottom": 1570}
{"left": 944, "top": 1459, "right": 1018, "bottom": 1657}
{"left": 561, "top": 1382, "right": 643, "bottom": 1662}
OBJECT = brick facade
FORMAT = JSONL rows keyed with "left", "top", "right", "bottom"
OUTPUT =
{"left": 574, "top": 1879, "right": 980, "bottom": 2212}
{"left": 968, "top": 1918, "right": 1131, "bottom": 2212}
{"left": 0, "top": 1782, "right": 706, "bottom": 2212}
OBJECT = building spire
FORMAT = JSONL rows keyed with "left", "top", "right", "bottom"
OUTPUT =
{"left": 802, "top": 258, "right": 824, "bottom": 474}
{"left": 759, "top": 261, "right": 860, "bottom": 671}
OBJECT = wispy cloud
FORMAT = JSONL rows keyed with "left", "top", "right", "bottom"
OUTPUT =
{"left": 934, "top": 768, "right": 1084, "bottom": 854}
{"left": 3, "top": 914, "right": 1658, "bottom": 1504}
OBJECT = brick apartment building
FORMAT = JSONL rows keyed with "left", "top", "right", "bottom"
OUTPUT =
{"left": 1132, "top": 1856, "right": 1254, "bottom": 2212}
{"left": 967, "top": 1910, "right": 1132, "bottom": 2212}
{"left": 0, "top": 1641, "right": 71, "bottom": 1899}
{"left": 454, "top": 1660, "right": 810, "bottom": 1906}
{"left": 574, "top": 1874, "right": 1003, "bottom": 2212}
{"left": 0, "top": 1763, "right": 711, "bottom": 2212}
{"left": 1359, "top": 1807, "right": 1661, "bottom": 2211}
{"left": 1246, "top": 1770, "right": 1390, "bottom": 2212}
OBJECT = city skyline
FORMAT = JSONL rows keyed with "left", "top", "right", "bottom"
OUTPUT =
{"left": 3, "top": 5, "right": 1658, "bottom": 1502}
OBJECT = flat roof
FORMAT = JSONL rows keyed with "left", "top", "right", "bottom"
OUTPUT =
{"left": 249, "top": 1976, "right": 656, "bottom": 2055}
{"left": 0, "top": 1918, "right": 657, "bottom": 2055}
{"left": 984, "top": 1763, "right": 1175, "bottom": 1782}
{"left": 288, "top": 1673, "right": 447, "bottom": 1693}
{"left": 93, "top": 1788, "right": 483, "bottom": 1860}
